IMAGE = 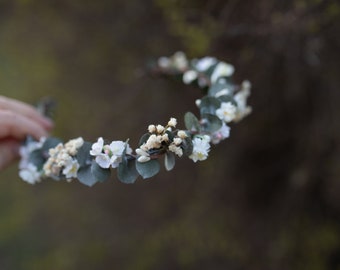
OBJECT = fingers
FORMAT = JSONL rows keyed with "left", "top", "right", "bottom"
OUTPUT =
{"left": 0, "top": 110, "right": 49, "bottom": 140}
{"left": 0, "top": 140, "right": 20, "bottom": 171}
{"left": 0, "top": 96, "right": 53, "bottom": 130}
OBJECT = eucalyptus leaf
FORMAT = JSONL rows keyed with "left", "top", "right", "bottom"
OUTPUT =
{"left": 182, "top": 137, "right": 194, "bottom": 156}
{"left": 42, "top": 137, "right": 63, "bottom": 152}
{"left": 28, "top": 149, "right": 45, "bottom": 169}
{"left": 184, "top": 112, "right": 200, "bottom": 132}
{"left": 135, "top": 159, "right": 160, "bottom": 179}
{"left": 77, "top": 165, "right": 98, "bottom": 187}
{"left": 164, "top": 152, "right": 176, "bottom": 171}
{"left": 76, "top": 141, "right": 93, "bottom": 166}
{"left": 138, "top": 133, "right": 150, "bottom": 146}
{"left": 117, "top": 158, "right": 139, "bottom": 184}
{"left": 201, "top": 114, "right": 223, "bottom": 133}
{"left": 199, "top": 96, "right": 221, "bottom": 115}
{"left": 208, "top": 80, "right": 234, "bottom": 97}
{"left": 91, "top": 161, "right": 111, "bottom": 182}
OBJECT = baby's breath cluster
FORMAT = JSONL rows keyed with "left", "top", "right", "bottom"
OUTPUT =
{"left": 18, "top": 52, "right": 252, "bottom": 186}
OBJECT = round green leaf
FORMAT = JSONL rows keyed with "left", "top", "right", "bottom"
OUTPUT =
{"left": 117, "top": 159, "right": 139, "bottom": 184}
{"left": 135, "top": 159, "right": 160, "bottom": 179}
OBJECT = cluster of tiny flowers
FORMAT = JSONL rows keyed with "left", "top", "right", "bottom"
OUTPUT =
{"left": 189, "top": 135, "right": 211, "bottom": 162}
{"left": 43, "top": 137, "right": 84, "bottom": 180}
{"left": 135, "top": 117, "right": 187, "bottom": 163}
{"left": 90, "top": 137, "right": 132, "bottom": 168}
{"left": 19, "top": 137, "right": 46, "bottom": 184}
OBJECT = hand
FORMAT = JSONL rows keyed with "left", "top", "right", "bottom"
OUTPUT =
{"left": 0, "top": 96, "right": 53, "bottom": 170}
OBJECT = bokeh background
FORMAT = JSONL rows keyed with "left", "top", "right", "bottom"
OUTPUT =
{"left": 0, "top": 0, "right": 339, "bottom": 269}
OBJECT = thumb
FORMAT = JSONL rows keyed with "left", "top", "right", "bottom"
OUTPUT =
{"left": 0, "top": 141, "right": 20, "bottom": 171}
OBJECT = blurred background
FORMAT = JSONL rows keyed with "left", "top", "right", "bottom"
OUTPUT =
{"left": 0, "top": 0, "right": 339, "bottom": 269}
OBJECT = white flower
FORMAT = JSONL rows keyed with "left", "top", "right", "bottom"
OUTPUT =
{"left": 183, "top": 70, "right": 198, "bottom": 84}
{"left": 211, "top": 62, "right": 235, "bottom": 84}
{"left": 19, "top": 164, "right": 41, "bottom": 184}
{"left": 173, "top": 137, "right": 182, "bottom": 145}
{"left": 216, "top": 102, "right": 237, "bottom": 123}
{"left": 156, "top": 125, "right": 165, "bottom": 133}
{"left": 137, "top": 156, "right": 151, "bottom": 163}
{"left": 195, "top": 57, "right": 217, "bottom": 71}
{"left": 62, "top": 159, "right": 80, "bottom": 179}
{"left": 109, "top": 141, "right": 125, "bottom": 156}
{"left": 95, "top": 153, "right": 112, "bottom": 169}
{"left": 167, "top": 117, "right": 177, "bottom": 127}
{"left": 148, "top": 125, "right": 156, "bottom": 133}
{"left": 136, "top": 147, "right": 151, "bottom": 163}
{"left": 211, "top": 123, "right": 231, "bottom": 144}
{"left": 172, "top": 51, "right": 188, "bottom": 70}
{"left": 189, "top": 136, "right": 211, "bottom": 162}
{"left": 90, "top": 137, "right": 104, "bottom": 156}
{"left": 177, "top": 130, "right": 188, "bottom": 139}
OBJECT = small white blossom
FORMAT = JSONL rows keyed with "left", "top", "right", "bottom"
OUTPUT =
{"left": 183, "top": 70, "right": 198, "bottom": 84}
{"left": 19, "top": 164, "right": 41, "bottom": 184}
{"left": 168, "top": 144, "right": 183, "bottom": 157}
{"left": 216, "top": 102, "right": 237, "bottom": 123}
{"left": 167, "top": 117, "right": 177, "bottom": 128}
{"left": 173, "top": 51, "right": 188, "bottom": 70}
{"left": 211, "top": 62, "right": 235, "bottom": 84}
{"left": 195, "top": 99, "right": 201, "bottom": 107}
{"left": 173, "top": 137, "right": 182, "bottom": 146}
{"left": 156, "top": 125, "right": 165, "bottom": 133}
{"left": 62, "top": 159, "right": 80, "bottom": 179}
{"left": 137, "top": 156, "right": 151, "bottom": 163}
{"left": 195, "top": 57, "right": 217, "bottom": 71}
{"left": 211, "top": 123, "right": 231, "bottom": 144}
{"left": 177, "top": 130, "right": 188, "bottom": 139}
{"left": 189, "top": 136, "right": 211, "bottom": 162}
{"left": 90, "top": 137, "right": 104, "bottom": 156}
{"left": 148, "top": 125, "right": 156, "bottom": 133}
{"left": 136, "top": 148, "right": 149, "bottom": 157}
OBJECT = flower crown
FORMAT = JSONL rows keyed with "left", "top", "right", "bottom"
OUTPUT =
{"left": 19, "top": 52, "right": 252, "bottom": 186}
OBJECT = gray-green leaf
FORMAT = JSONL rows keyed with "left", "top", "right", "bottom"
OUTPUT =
{"left": 135, "top": 159, "right": 160, "bottom": 179}
{"left": 164, "top": 151, "right": 176, "bottom": 171}
{"left": 184, "top": 112, "right": 200, "bottom": 132}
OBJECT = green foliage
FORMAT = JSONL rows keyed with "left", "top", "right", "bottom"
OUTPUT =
{"left": 199, "top": 96, "right": 221, "bottom": 115}
{"left": 136, "top": 159, "right": 160, "bottom": 179}
{"left": 117, "top": 158, "right": 139, "bottom": 184}
{"left": 77, "top": 160, "right": 110, "bottom": 186}
{"left": 76, "top": 142, "right": 92, "bottom": 167}
{"left": 184, "top": 112, "right": 200, "bottom": 132}
{"left": 181, "top": 137, "right": 193, "bottom": 156}
{"left": 201, "top": 114, "right": 222, "bottom": 133}
{"left": 164, "top": 151, "right": 176, "bottom": 171}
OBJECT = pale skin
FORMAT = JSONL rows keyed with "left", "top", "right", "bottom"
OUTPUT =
{"left": 0, "top": 96, "right": 53, "bottom": 170}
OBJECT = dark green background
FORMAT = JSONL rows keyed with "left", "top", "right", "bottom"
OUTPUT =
{"left": 0, "top": 0, "right": 339, "bottom": 269}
